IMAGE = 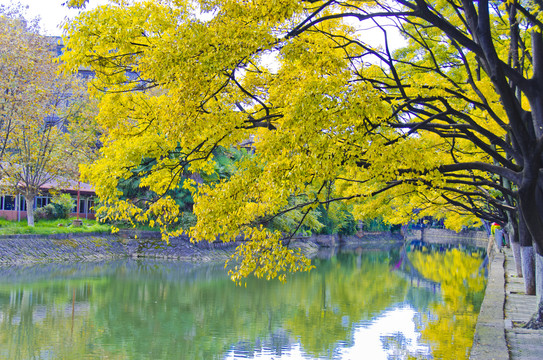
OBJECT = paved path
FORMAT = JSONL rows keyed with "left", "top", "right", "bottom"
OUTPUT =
{"left": 471, "top": 246, "right": 543, "bottom": 359}
{"left": 503, "top": 248, "right": 543, "bottom": 359}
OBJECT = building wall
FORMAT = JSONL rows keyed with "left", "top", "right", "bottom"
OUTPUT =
{"left": 0, "top": 194, "right": 95, "bottom": 221}
{"left": 0, "top": 210, "right": 23, "bottom": 221}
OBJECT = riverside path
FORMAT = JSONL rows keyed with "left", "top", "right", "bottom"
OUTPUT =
{"left": 471, "top": 246, "right": 543, "bottom": 359}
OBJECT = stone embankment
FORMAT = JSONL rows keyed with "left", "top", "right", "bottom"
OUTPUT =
{"left": 405, "top": 228, "right": 488, "bottom": 248}
{"left": 0, "top": 229, "right": 411, "bottom": 266}
{"left": 0, "top": 232, "right": 237, "bottom": 265}
{"left": 0, "top": 228, "right": 487, "bottom": 266}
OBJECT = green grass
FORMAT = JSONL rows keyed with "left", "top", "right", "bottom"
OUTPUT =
{"left": 0, "top": 218, "right": 111, "bottom": 236}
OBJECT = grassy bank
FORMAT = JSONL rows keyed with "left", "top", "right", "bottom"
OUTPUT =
{"left": 0, "top": 218, "right": 111, "bottom": 236}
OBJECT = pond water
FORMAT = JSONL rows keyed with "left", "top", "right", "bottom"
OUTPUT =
{"left": 0, "top": 246, "right": 486, "bottom": 360}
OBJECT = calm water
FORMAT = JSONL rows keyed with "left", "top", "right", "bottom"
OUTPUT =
{"left": 0, "top": 246, "right": 486, "bottom": 359}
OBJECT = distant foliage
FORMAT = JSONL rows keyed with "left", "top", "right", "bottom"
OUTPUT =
{"left": 362, "top": 218, "right": 390, "bottom": 232}
{"left": 315, "top": 204, "right": 358, "bottom": 236}
{"left": 178, "top": 211, "right": 197, "bottom": 231}
{"left": 107, "top": 147, "right": 250, "bottom": 230}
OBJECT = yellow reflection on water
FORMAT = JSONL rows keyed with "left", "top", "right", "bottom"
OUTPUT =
{"left": 409, "top": 248, "right": 487, "bottom": 359}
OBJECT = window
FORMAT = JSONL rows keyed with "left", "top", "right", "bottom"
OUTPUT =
{"left": 4, "top": 196, "right": 15, "bottom": 210}
{"left": 72, "top": 196, "right": 78, "bottom": 213}
{"left": 79, "top": 199, "right": 86, "bottom": 214}
{"left": 35, "top": 197, "right": 50, "bottom": 209}
{"left": 88, "top": 198, "right": 95, "bottom": 214}
{"left": 19, "top": 196, "right": 26, "bottom": 211}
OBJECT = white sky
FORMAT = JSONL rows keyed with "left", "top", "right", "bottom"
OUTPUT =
{"left": 2, "top": 0, "right": 405, "bottom": 48}
{"left": 0, "top": 0, "right": 107, "bottom": 36}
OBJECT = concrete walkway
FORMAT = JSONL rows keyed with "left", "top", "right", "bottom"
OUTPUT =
{"left": 471, "top": 246, "right": 543, "bottom": 359}
{"left": 503, "top": 248, "right": 543, "bottom": 359}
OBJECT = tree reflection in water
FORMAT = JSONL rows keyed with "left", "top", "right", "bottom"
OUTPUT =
{"left": 408, "top": 247, "right": 487, "bottom": 360}
{"left": 0, "top": 247, "right": 486, "bottom": 359}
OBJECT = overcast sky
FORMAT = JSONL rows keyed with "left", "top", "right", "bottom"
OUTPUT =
{"left": 1, "top": 0, "right": 405, "bottom": 56}
{"left": 0, "top": 0, "right": 107, "bottom": 35}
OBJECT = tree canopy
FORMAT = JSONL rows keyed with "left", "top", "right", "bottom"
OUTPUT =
{"left": 0, "top": 8, "right": 97, "bottom": 226}
{"left": 62, "top": 0, "right": 543, "bottom": 281}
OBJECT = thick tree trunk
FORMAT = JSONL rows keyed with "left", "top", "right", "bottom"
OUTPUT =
{"left": 525, "top": 299, "right": 543, "bottom": 329}
{"left": 519, "top": 170, "right": 543, "bottom": 326}
{"left": 25, "top": 195, "right": 35, "bottom": 227}
{"left": 521, "top": 207, "right": 543, "bottom": 328}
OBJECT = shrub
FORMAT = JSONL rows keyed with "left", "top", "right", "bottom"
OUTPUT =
{"left": 50, "top": 193, "right": 75, "bottom": 219}
{"left": 35, "top": 204, "right": 58, "bottom": 220}
{"left": 35, "top": 194, "right": 75, "bottom": 221}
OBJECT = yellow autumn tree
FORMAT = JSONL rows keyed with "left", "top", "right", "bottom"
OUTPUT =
{"left": 62, "top": 0, "right": 540, "bottom": 303}
{"left": 0, "top": 9, "right": 97, "bottom": 226}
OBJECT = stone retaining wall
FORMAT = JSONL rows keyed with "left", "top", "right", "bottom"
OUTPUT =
{"left": 0, "top": 235, "right": 126, "bottom": 265}
{"left": 290, "top": 232, "right": 404, "bottom": 247}
{"left": 0, "top": 234, "right": 238, "bottom": 266}
{"left": 0, "top": 229, "right": 488, "bottom": 266}
{"left": 404, "top": 228, "right": 488, "bottom": 248}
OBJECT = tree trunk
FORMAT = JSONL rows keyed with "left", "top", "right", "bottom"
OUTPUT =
{"left": 511, "top": 239, "right": 523, "bottom": 277}
{"left": 25, "top": 195, "right": 35, "bottom": 227}
{"left": 506, "top": 231, "right": 523, "bottom": 277}
{"left": 519, "top": 211, "right": 536, "bottom": 294}
{"left": 518, "top": 172, "right": 543, "bottom": 325}
{"left": 521, "top": 246, "right": 535, "bottom": 295}
{"left": 525, "top": 249, "right": 543, "bottom": 329}
{"left": 506, "top": 216, "right": 523, "bottom": 277}
{"left": 536, "top": 252, "right": 543, "bottom": 305}
{"left": 521, "top": 189, "right": 543, "bottom": 327}
{"left": 525, "top": 298, "right": 543, "bottom": 329}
